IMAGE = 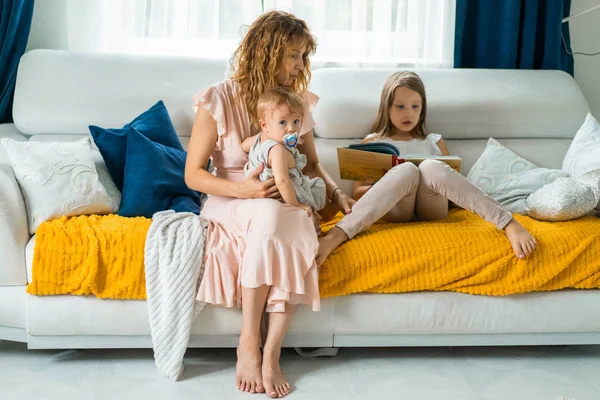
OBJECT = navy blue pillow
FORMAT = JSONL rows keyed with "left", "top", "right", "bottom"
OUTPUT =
{"left": 119, "top": 128, "right": 200, "bottom": 218}
{"left": 89, "top": 100, "right": 183, "bottom": 191}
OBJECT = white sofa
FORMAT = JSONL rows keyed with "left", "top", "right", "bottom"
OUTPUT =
{"left": 2, "top": 49, "right": 599, "bottom": 350}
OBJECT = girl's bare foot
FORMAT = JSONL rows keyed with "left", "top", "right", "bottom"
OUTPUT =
{"left": 236, "top": 335, "right": 265, "bottom": 394}
{"left": 262, "top": 349, "right": 291, "bottom": 398}
{"left": 504, "top": 218, "right": 537, "bottom": 259}
{"left": 316, "top": 227, "right": 349, "bottom": 266}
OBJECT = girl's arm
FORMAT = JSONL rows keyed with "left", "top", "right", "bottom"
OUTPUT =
{"left": 437, "top": 138, "right": 450, "bottom": 156}
{"left": 185, "top": 106, "right": 279, "bottom": 199}
{"left": 298, "top": 130, "right": 355, "bottom": 215}
{"left": 352, "top": 180, "right": 373, "bottom": 200}
{"left": 241, "top": 134, "right": 259, "bottom": 153}
{"left": 351, "top": 135, "right": 378, "bottom": 200}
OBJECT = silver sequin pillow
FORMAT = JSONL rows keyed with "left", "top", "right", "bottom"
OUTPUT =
{"left": 526, "top": 170, "right": 600, "bottom": 221}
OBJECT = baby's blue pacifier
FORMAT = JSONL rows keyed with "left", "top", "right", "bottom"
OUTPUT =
{"left": 283, "top": 132, "right": 299, "bottom": 148}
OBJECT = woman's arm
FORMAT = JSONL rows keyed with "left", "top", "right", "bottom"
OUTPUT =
{"left": 298, "top": 130, "right": 355, "bottom": 215}
{"left": 241, "top": 133, "right": 259, "bottom": 153}
{"left": 185, "top": 106, "right": 278, "bottom": 199}
{"left": 437, "top": 138, "right": 450, "bottom": 156}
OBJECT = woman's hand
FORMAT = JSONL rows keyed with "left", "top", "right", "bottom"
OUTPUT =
{"left": 333, "top": 190, "right": 355, "bottom": 215}
{"left": 236, "top": 163, "right": 281, "bottom": 199}
{"left": 298, "top": 203, "right": 314, "bottom": 217}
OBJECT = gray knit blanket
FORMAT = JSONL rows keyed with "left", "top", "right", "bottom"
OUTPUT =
{"left": 144, "top": 210, "right": 208, "bottom": 381}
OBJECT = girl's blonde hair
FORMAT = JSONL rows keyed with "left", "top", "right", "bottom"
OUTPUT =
{"left": 230, "top": 10, "right": 316, "bottom": 126}
{"left": 257, "top": 87, "right": 304, "bottom": 121}
{"left": 370, "top": 71, "right": 428, "bottom": 139}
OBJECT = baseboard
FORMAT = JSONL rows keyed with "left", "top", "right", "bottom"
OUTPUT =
{"left": 333, "top": 332, "right": 600, "bottom": 347}
{"left": 23, "top": 332, "right": 600, "bottom": 350}
{"left": 27, "top": 333, "right": 334, "bottom": 349}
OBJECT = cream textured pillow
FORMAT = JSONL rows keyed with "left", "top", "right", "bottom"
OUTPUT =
{"left": 0, "top": 138, "right": 118, "bottom": 234}
{"left": 525, "top": 171, "right": 600, "bottom": 221}
{"left": 467, "top": 138, "right": 567, "bottom": 214}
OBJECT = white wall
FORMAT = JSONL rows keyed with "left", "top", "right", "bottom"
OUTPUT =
{"left": 26, "top": 0, "right": 68, "bottom": 52}
{"left": 569, "top": 1, "right": 600, "bottom": 118}
{"left": 25, "top": 1, "right": 600, "bottom": 117}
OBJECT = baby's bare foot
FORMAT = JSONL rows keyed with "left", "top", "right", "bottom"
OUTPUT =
{"left": 236, "top": 335, "right": 264, "bottom": 394}
{"left": 316, "top": 227, "right": 348, "bottom": 266}
{"left": 262, "top": 350, "right": 291, "bottom": 398}
{"left": 504, "top": 218, "right": 537, "bottom": 259}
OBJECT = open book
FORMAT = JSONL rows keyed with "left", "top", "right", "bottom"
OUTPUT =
{"left": 337, "top": 142, "right": 462, "bottom": 182}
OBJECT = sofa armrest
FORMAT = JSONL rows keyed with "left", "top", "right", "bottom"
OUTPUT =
{"left": 0, "top": 162, "right": 30, "bottom": 285}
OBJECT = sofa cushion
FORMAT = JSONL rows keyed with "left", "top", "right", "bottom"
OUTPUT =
{"left": 466, "top": 138, "right": 566, "bottom": 214}
{"left": 119, "top": 129, "right": 201, "bottom": 217}
{"left": 0, "top": 137, "right": 117, "bottom": 234}
{"left": 13, "top": 50, "right": 228, "bottom": 137}
{"left": 89, "top": 100, "right": 183, "bottom": 191}
{"left": 22, "top": 289, "right": 600, "bottom": 337}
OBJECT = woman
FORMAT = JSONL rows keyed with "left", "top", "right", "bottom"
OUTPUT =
{"left": 185, "top": 10, "right": 353, "bottom": 398}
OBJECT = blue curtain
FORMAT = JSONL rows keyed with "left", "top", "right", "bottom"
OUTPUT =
{"left": 454, "top": 0, "right": 574, "bottom": 75}
{"left": 0, "top": 0, "right": 35, "bottom": 123}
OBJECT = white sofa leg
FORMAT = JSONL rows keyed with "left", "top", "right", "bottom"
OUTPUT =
{"left": 294, "top": 347, "right": 339, "bottom": 357}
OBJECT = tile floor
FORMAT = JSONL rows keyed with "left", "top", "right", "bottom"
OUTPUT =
{"left": 1, "top": 340, "right": 600, "bottom": 399}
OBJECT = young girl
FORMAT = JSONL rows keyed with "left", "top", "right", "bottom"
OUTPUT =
{"left": 316, "top": 71, "right": 537, "bottom": 265}
{"left": 242, "top": 87, "right": 326, "bottom": 231}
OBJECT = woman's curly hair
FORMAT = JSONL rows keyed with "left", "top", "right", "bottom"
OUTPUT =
{"left": 230, "top": 10, "right": 316, "bottom": 126}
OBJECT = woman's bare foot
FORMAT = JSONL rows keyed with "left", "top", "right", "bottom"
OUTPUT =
{"left": 236, "top": 335, "right": 265, "bottom": 394}
{"left": 503, "top": 218, "right": 537, "bottom": 259}
{"left": 316, "top": 227, "right": 349, "bottom": 266}
{"left": 262, "top": 349, "right": 291, "bottom": 398}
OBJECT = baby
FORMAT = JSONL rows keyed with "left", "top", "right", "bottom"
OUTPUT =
{"left": 242, "top": 87, "right": 326, "bottom": 233}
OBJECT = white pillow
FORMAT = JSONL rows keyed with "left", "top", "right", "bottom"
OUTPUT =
{"left": 467, "top": 138, "right": 567, "bottom": 214}
{"left": 93, "top": 150, "right": 121, "bottom": 210}
{"left": 562, "top": 113, "right": 600, "bottom": 177}
{"left": 525, "top": 175, "right": 598, "bottom": 221}
{"left": 0, "top": 137, "right": 118, "bottom": 234}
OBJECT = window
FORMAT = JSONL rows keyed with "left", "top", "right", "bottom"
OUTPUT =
{"left": 66, "top": 0, "right": 455, "bottom": 67}
{"left": 67, "top": 0, "right": 262, "bottom": 58}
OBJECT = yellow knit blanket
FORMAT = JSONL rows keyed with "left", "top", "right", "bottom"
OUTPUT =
{"left": 27, "top": 214, "right": 151, "bottom": 299}
{"left": 318, "top": 210, "right": 600, "bottom": 298}
{"left": 28, "top": 210, "right": 600, "bottom": 299}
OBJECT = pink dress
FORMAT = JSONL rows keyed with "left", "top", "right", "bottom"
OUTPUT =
{"left": 193, "top": 79, "right": 321, "bottom": 313}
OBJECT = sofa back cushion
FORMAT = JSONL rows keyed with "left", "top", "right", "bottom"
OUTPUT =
{"left": 309, "top": 68, "right": 590, "bottom": 141}
{"left": 13, "top": 50, "right": 227, "bottom": 138}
